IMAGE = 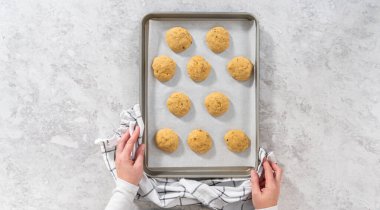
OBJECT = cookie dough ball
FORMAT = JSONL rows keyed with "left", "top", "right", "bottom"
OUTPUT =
{"left": 155, "top": 128, "right": 179, "bottom": 153}
{"left": 206, "top": 27, "right": 230, "bottom": 53}
{"left": 187, "top": 129, "right": 212, "bottom": 154}
{"left": 152, "top": 55, "right": 176, "bottom": 82}
{"left": 167, "top": 92, "right": 191, "bottom": 117}
{"left": 166, "top": 27, "right": 193, "bottom": 53}
{"left": 227, "top": 56, "right": 253, "bottom": 81}
{"left": 224, "top": 130, "right": 250, "bottom": 153}
{"left": 186, "top": 56, "right": 211, "bottom": 82}
{"left": 204, "top": 92, "right": 229, "bottom": 117}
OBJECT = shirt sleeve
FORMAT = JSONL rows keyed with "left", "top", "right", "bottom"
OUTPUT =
{"left": 256, "top": 206, "right": 278, "bottom": 210}
{"left": 105, "top": 178, "right": 139, "bottom": 210}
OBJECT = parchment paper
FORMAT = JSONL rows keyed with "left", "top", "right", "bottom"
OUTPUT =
{"left": 146, "top": 19, "right": 256, "bottom": 168}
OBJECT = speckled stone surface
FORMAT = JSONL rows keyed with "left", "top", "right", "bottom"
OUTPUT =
{"left": 0, "top": 0, "right": 379, "bottom": 209}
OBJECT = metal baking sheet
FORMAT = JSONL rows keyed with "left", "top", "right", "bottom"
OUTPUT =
{"left": 140, "top": 13, "right": 259, "bottom": 178}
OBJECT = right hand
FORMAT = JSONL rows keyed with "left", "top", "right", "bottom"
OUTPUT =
{"left": 251, "top": 159, "right": 283, "bottom": 209}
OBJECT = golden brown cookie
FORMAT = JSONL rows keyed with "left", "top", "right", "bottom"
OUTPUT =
{"left": 155, "top": 128, "right": 179, "bottom": 153}
{"left": 165, "top": 27, "right": 193, "bottom": 53}
{"left": 152, "top": 55, "right": 176, "bottom": 82}
{"left": 167, "top": 92, "right": 191, "bottom": 117}
{"left": 224, "top": 130, "right": 250, "bottom": 153}
{"left": 186, "top": 56, "right": 211, "bottom": 82}
{"left": 227, "top": 56, "right": 253, "bottom": 81}
{"left": 204, "top": 92, "right": 229, "bottom": 117}
{"left": 187, "top": 129, "right": 212, "bottom": 154}
{"left": 206, "top": 27, "right": 230, "bottom": 53}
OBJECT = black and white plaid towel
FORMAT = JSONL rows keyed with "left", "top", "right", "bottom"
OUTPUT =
{"left": 95, "top": 104, "right": 275, "bottom": 210}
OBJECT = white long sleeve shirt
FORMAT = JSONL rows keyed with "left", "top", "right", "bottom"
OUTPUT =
{"left": 105, "top": 178, "right": 278, "bottom": 210}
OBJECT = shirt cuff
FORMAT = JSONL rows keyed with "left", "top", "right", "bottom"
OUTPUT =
{"left": 116, "top": 178, "right": 139, "bottom": 196}
{"left": 257, "top": 205, "right": 278, "bottom": 210}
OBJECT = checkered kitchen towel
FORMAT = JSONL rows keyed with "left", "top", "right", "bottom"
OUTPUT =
{"left": 95, "top": 104, "right": 276, "bottom": 210}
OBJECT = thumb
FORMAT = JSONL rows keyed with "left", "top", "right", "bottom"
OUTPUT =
{"left": 251, "top": 169, "right": 261, "bottom": 196}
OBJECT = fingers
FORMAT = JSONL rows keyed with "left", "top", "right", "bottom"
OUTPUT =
{"left": 122, "top": 126, "right": 140, "bottom": 156}
{"left": 263, "top": 160, "right": 275, "bottom": 187}
{"left": 251, "top": 170, "right": 261, "bottom": 195}
{"left": 116, "top": 129, "right": 130, "bottom": 155}
{"left": 134, "top": 144, "right": 145, "bottom": 167}
{"left": 259, "top": 178, "right": 265, "bottom": 188}
{"left": 270, "top": 161, "right": 283, "bottom": 184}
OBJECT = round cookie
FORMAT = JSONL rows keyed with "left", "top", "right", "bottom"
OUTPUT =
{"left": 224, "top": 130, "right": 250, "bottom": 153}
{"left": 206, "top": 26, "right": 230, "bottom": 54}
{"left": 167, "top": 92, "right": 191, "bottom": 117}
{"left": 152, "top": 55, "right": 176, "bottom": 82}
{"left": 186, "top": 56, "right": 211, "bottom": 82}
{"left": 165, "top": 27, "right": 193, "bottom": 53}
{"left": 187, "top": 129, "right": 212, "bottom": 154}
{"left": 204, "top": 92, "right": 229, "bottom": 117}
{"left": 155, "top": 128, "right": 179, "bottom": 153}
{"left": 227, "top": 56, "right": 253, "bottom": 81}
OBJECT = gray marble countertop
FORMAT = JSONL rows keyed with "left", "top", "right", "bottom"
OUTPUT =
{"left": 1, "top": 0, "right": 379, "bottom": 209}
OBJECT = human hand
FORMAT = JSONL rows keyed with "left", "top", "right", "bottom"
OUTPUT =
{"left": 115, "top": 126, "right": 145, "bottom": 186}
{"left": 251, "top": 159, "right": 283, "bottom": 209}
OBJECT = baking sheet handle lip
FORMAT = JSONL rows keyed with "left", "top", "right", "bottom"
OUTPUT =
{"left": 141, "top": 12, "right": 150, "bottom": 176}
{"left": 254, "top": 15, "right": 260, "bottom": 172}
{"left": 142, "top": 12, "right": 258, "bottom": 21}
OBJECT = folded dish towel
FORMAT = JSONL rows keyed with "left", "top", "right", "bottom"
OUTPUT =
{"left": 95, "top": 104, "right": 276, "bottom": 209}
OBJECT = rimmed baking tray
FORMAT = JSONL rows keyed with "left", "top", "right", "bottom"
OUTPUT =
{"left": 140, "top": 13, "right": 259, "bottom": 178}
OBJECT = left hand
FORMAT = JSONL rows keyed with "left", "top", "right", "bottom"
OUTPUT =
{"left": 115, "top": 126, "right": 145, "bottom": 186}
